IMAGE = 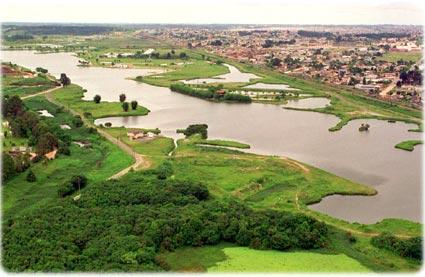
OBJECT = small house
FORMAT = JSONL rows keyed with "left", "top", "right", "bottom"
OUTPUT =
{"left": 127, "top": 130, "right": 145, "bottom": 140}
{"left": 45, "top": 149, "right": 58, "bottom": 160}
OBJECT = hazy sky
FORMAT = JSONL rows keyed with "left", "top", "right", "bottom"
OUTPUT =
{"left": 1, "top": 0, "right": 424, "bottom": 25}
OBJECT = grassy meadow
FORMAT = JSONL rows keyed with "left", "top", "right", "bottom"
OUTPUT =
{"left": 52, "top": 84, "right": 150, "bottom": 119}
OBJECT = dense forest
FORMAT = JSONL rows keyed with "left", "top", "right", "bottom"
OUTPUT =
{"left": 2, "top": 170, "right": 329, "bottom": 271}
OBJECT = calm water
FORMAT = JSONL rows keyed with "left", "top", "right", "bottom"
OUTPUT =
{"left": 283, "top": 97, "right": 331, "bottom": 109}
{"left": 2, "top": 51, "right": 422, "bottom": 224}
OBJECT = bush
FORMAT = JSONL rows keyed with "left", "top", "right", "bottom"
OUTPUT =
{"left": 371, "top": 232, "right": 422, "bottom": 260}
{"left": 83, "top": 112, "right": 92, "bottom": 118}
{"left": 93, "top": 95, "right": 101, "bottom": 104}
{"left": 58, "top": 182, "right": 75, "bottom": 197}
{"left": 71, "top": 175, "right": 87, "bottom": 190}
{"left": 26, "top": 170, "right": 37, "bottom": 182}
{"left": 122, "top": 102, "right": 129, "bottom": 112}
{"left": 119, "top": 94, "right": 126, "bottom": 103}
{"left": 58, "top": 145, "right": 71, "bottom": 156}
{"left": 180, "top": 124, "right": 208, "bottom": 139}
{"left": 73, "top": 115, "right": 83, "bottom": 128}
{"left": 104, "top": 122, "right": 112, "bottom": 128}
{"left": 156, "top": 161, "right": 173, "bottom": 180}
{"left": 131, "top": 101, "right": 138, "bottom": 110}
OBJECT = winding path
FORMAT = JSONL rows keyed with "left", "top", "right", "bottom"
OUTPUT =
{"left": 21, "top": 86, "right": 62, "bottom": 99}
{"left": 40, "top": 87, "right": 151, "bottom": 179}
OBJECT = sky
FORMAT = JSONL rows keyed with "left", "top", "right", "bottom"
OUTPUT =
{"left": 0, "top": 0, "right": 424, "bottom": 25}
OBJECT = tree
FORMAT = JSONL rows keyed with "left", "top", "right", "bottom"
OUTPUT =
{"left": 131, "top": 101, "right": 138, "bottom": 110}
{"left": 26, "top": 170, "right": 36, "bottom": 182}
{"left": 119, "top": 94, "right": 126, "bottom": 103}
{"left": 59, "top": 73, "right": 71, "bottom": 86}
{"left": 2, "top": 95, "right": 24, "bottom": 117}
{"left": 36, "top": 67, "right": 48, "bottom": 74}
{"left": 122, "top": 102, "right": 129, "bottom": 112}
{"left": 179, "top": 52, "right": 187, "bottom": 59}
{"left": 73, "top": 115, "right": 83, "bottom": 128}
{"left": 362, "top": 77, "right": 367, "bottom": 85}
{"left": 2, "top": 152, "right": 15, "bottom": 181}
{"left": 71, "top": 175, "right": 87, "bottom": 191}
{"left": 93, "top": 95, "right": 101, "bottom": 104}
{"left": 36, "top": 132, "right": 58, "bottom": 155}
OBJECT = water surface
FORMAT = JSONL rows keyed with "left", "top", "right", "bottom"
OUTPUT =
{"left": 3, "top": 51, "right": 422, "bottom": 224}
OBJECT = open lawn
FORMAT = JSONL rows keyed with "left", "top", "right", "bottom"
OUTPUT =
{"left": 105, "top": 127, "right": 175, "bottom": 167}
{"left": 140, "top": 60, "right": 229, "bottom": 87}
{"left": 161, "top": 243, "right": 370, "bottom": 272}
{"left": 52, "top": 84, "right": 149, "bottom": 119}
{"left": 171, "top": 136, "right": 375, "bottom": 206}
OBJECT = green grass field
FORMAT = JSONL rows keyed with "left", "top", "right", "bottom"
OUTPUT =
{"left": 394, "top": 140, "right": 423, "bottom": 151}
{"left": 162, "top": 243, "right": 370, "bottom": 272}
{"left": 105, "top": 127, "right": 175, "bottom": 167}
{"left": 378, "top": 52, "right": 422, "bottom": 63}
{"left": 171, "top": 136, "right": 375, "bottom": 206}
{"left": 1, "top": 65, "right": 56, "bottom": 97}
{"left": 193, "top": 138, "right": 250, "bottom": 149}
{"left": 52, "top": 84, "right": 150, "bottom": 119}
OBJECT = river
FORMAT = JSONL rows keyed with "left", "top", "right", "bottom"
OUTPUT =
{"left": 2, "top": 51, "right": 422, "bottom": 224}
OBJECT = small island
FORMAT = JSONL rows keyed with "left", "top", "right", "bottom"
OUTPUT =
{"left": 395, "top": 140, "right": 423, "bottom": 151}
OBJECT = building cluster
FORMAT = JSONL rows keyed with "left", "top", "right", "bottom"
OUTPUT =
{"left": 147, "top": 25, "right": 423, "bottom": 107}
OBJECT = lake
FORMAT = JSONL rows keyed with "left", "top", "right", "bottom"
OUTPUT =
{"left": 2, "top": 51, "right": 422, "bottom": 224}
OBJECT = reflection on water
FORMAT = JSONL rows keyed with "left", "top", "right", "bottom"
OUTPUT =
{"left": 3, "top": 51, "right": 422, "bottom": 224}
{"left": 283, "top": 97, "right": 331, "bottom": 109}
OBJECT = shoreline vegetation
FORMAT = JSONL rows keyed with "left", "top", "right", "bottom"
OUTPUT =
{"left": 169, "top": 83, "right": 252, "bottom": 103}
{"left": 394, "top": 140, "right": 423, "bottom": 151}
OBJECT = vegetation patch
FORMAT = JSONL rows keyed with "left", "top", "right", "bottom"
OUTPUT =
{"left": 52, "top": 84, "right": 149, "bottom": 119}
{"left": 394, "top": 140, "right": 422, "bottom": 151}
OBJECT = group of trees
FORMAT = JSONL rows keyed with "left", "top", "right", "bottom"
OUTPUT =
{"left": 262, "top": 39, "right": 296, "bottom": 48}
{"left": 119, "top": 93, "right": 138, "bottom": 111}
{"left": 178, "top": 124, "right": 208, "bottom": 139}
{"left": 399, "top": 68, "right": 422, "bottom": 86}
{"left": 371, "top": 233, "right": 422, "bottom": 260}
{"left": 58, "top": 175, "right": 88, "bottom": 197}
{"left": 170, "top": 83, "right": 251, "bottom": 103}
{"left": 2, "top": 96, "right": 73, "bottom": 181}
{"left": 2, "top": 171, "right": 329, "bottom": 271}
{"left": 127, "top": 50, "right": 188, "bottom": 60}
{"left": 93, "top": 93, "right": 138, "bottom": 111}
